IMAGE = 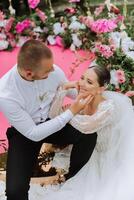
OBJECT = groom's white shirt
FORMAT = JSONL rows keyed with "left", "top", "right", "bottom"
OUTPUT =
{"left": 0, "top": 64, "right": 77, "bottom": 141}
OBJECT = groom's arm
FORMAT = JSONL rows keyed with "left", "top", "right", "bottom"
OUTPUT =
{"left": 0, "top": 98, "right": 74, "bottom": 142}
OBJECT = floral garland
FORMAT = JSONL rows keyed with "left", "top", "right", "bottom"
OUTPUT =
{"left": 0, "top": 0, "right": 134, "bottom": 100}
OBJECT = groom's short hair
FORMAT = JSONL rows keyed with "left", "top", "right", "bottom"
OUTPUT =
{"left": 17, "top": 39, "right": 52, "bottom": 71}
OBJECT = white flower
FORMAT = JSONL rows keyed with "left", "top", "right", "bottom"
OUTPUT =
{"left": 110, "top": 70, "right": 119, "bottom": 87}
{"left": 125, "top": 51, "right": 134, "bottom": 60}
{"left": 71, "top": 16, "right": 77, "bottom": 22}
{"left": 70, "top": 43, "right": 76, "bottom": 51}
{"left": 122, "top": 37, "right": 134, "bottom": 53}
{"left": 120, "top": 23, "right": 126, "bottom": 30}
{"left": 90, "top": 60, "right": 97, "bottom": 67}
{"left": 33, "top": 26, "right": 43, "bottom": 33}
{"left": 69, "top": 21, "right": 85, "bottom": 31}
{"left": 47, "top": 35, "right": 56, "bottom": 45}
{"left": 0, "top": 40, "right": 9, "bottom": 50}
{"left": 120, "top": 31, "right": 128, "bottom": 39}
{"left": 110, "top": 32, "right": 122, "bottom": 48}
{"left": 72, "top": 33, "right": 82, "bottom": 48}
{"left": 0, "top": 20, "right": 6, "bottom": 27}
{"left": 53, "top": 22, "right": 64, "bottom": 35}
{"left": 110, "top": 31, "right": 134, "bottom": 60}
{"left": 110, "top": 31, "right": 128, "bottom": 48}
{"left": 16, "top": 36, "right": 29, "bottom": 47}
{"left": 9, "top": 4, "right": 15, "bottom": 15}
{"left": 0, "top": 33, "right": 6, "bottom": 40}
{"left": 105, "top": 0, "right": 111, "bottom": 11}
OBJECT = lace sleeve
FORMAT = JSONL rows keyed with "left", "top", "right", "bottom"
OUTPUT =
{"left": 48, "top": 88, "right": 67, "bottom": 119}
{"left": 70, "top": 100, "right": 115, "bottom": 134}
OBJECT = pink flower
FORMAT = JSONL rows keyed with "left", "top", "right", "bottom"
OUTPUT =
{"left": 0, "top": 33, "right": 6, "bottom": 40}
{"left": 115, "top": 88, "right": 121, "bottom": 92}
{"left": 94, "top": 5, "right": 104, "bottom": 17}
{"left": 65, "top": 7, "right": 76, "bottom": 14}
{"left": 62, "top": 22, "right": 68, "bottom": 29}
{"left": 118, "top": 77, "right": 126, "bottom": 84}
{"left": 5, "top": 17, "right": 15, "bottom": 32}
{"left": 115, "top": 15, "right": 124, "bottom": 23}
{"left": 6, "top": 32, "right": 14, "bottom": 39}
{"left": 110, "top": 4, "right": 120, "bottom": 15}
{"left": 110, "top": 44, "right": 116, "bottom": 51}
{"left": 6, "top": 32, "right": 16, "bottom": 47}
{"left": 28, "top": 0, "right": 40, "bottom": 9}
{"left": 0, "top": 11, "right": 5, "bottom": 20}
{"left": 116, "top": 69, "right": 125, "bottom": 77}
{"left": 35, "top": 8, "right": 47, "bottom": 22}
{"left": 90, "top": 19, "right": 117, "bottom": 34}
{"left": 55, "top": 36, "right": 64, "bottom": 47}
{"left": 95, "top": 44, "right": 114, "bottom": 58}
{"left": 68, "top": 0, "right": 80, "bottom": 2}
{"left": 125, "top": 91, "right": 134, "bottom": 97}
{"left": 15, "top": 19, "right": 31, "bottom": 34}
{"left": 79, "top": 16, "right": 93, "bottom": 27}
{"left": 8, "top": 38, "right": 16, "bottom": 48}
{"left": 116, "top": 70, "right": 126, "bottom": 84}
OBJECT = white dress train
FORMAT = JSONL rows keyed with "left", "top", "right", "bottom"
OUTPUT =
{"left": 0, "top": 90, "right": 134, "bottom": 200}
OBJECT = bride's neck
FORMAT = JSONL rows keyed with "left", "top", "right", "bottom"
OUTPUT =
{"left": 87, "top": 95, "right": 105, "bottom": 115}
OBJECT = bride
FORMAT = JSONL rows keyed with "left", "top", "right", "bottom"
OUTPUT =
{"left": 48, "top": 65, "right": 134, "bottom": 200}
{"left": 0, "top": 65, "right": 134, "bottom": 200}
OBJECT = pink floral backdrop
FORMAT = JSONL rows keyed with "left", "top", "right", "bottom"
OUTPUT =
{"left": 0, "top": 0, "right": 134, "bottom": 153}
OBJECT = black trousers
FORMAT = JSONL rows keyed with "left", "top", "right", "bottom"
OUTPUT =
{"left": 5, "top": 123, "right": 97, "bottom": 200}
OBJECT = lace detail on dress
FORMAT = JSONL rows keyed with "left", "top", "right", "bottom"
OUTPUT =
{"left": 49, "top": 90, "right": 116, "bottom": 152}
{"left": 49, "top": 89, "right": 115, "bottom": 134}
{"left": 70, "top": 100, "right": 115, "bottom": 134}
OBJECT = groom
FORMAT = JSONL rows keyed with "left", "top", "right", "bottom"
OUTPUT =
{"left": 0, "top": 40, "right": 97, "bottom": 200}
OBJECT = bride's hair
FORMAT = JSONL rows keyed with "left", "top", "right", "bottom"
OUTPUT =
{"left": 90, "top": 65, "right": 111, "bottom": 86}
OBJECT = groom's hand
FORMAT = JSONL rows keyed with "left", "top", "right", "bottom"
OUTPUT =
{"left": 62, "top": 81, "right": 79, "bottom": 91}
{"left": 69, "top": 93, "right": 94, "bottom": 115}
{"left": 62, "top": 104, "right": 71, "bottom": 111}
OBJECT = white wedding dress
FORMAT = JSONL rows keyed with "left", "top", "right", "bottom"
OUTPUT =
{"left": 0, "top": 90, "right": 134, "bottom": 200}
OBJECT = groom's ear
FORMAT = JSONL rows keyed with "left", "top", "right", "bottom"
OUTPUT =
{"left": 24, "top": 69, "right": 35, "bottom": 80}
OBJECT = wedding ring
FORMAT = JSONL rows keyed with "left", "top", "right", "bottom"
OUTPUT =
{"left": 60, "top": 174, "right": 64, "bottom": 178}
{"left": 79, "top": 99, "right": 85, "bottom": 103}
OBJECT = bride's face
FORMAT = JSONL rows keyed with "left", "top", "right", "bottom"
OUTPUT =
{"left": 78, "top": 68, "right": 103, "bottom": 96}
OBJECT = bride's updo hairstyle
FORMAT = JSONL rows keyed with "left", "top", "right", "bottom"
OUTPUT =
{"left": 89, "top": 65, "right": 111, "bottom": 87}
